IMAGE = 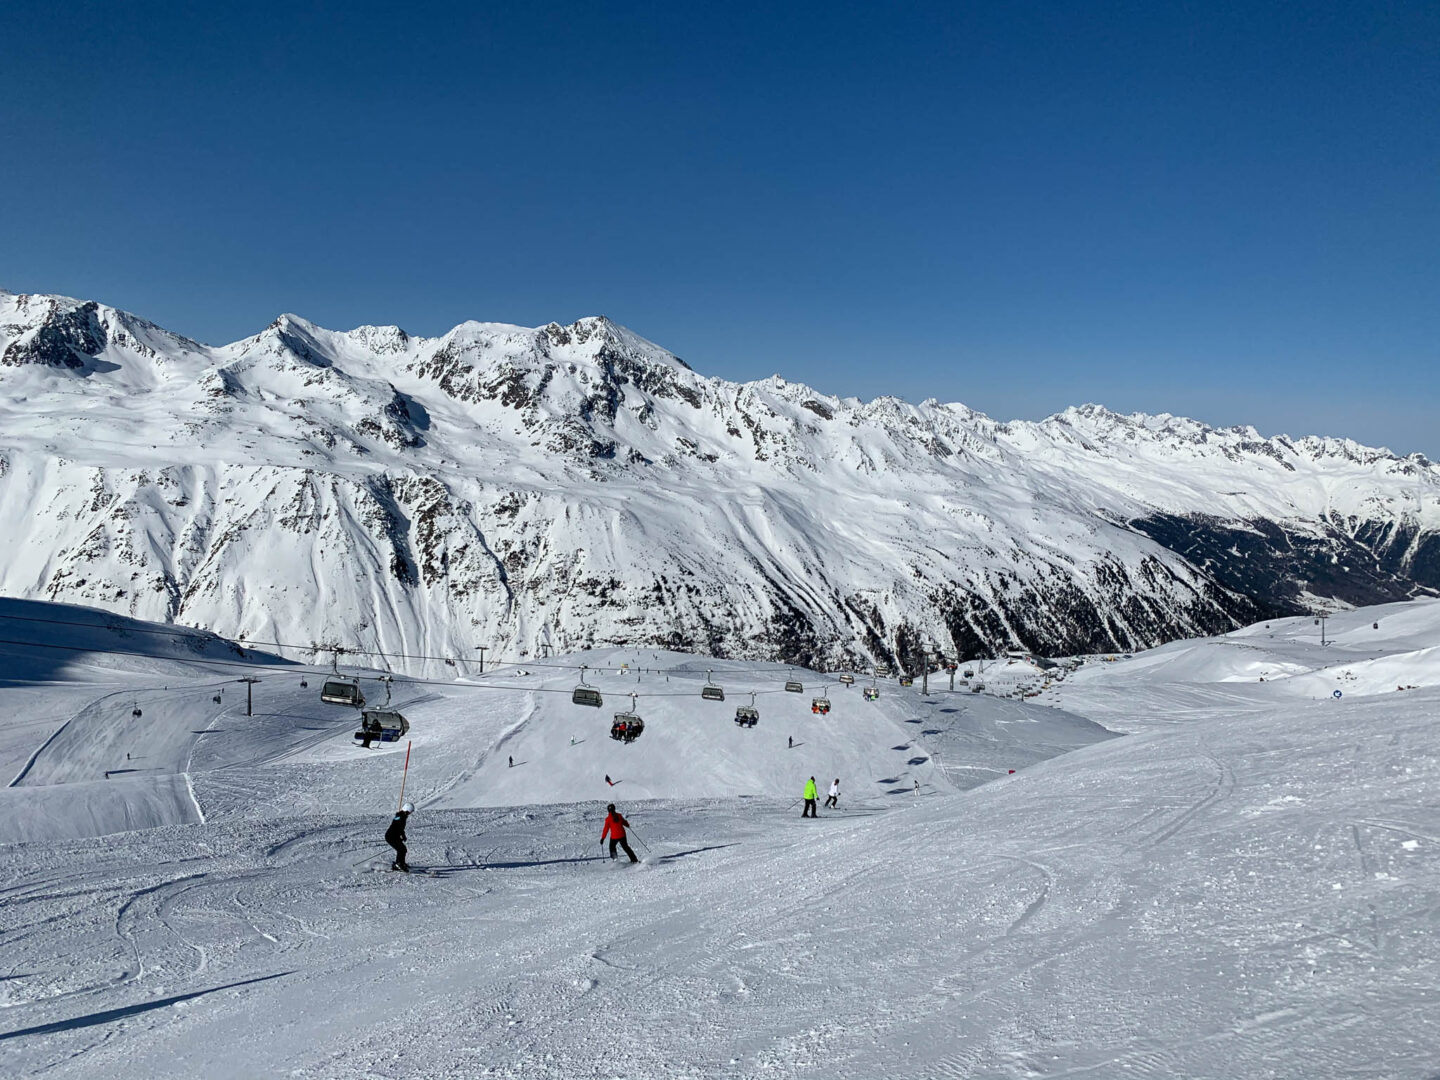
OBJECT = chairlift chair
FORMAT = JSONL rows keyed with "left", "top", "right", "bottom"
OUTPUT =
{"left": 811, "top": 694, "right": 832, "bottom": 715}
{"left": 962, "top": 668, "right": 974, "bottom": 679}
{"left": 943, "top": 660, "right": 958, "bottom": 672}
{"left": 735, "top": 692, "right": 760, "bottom": 728}
{"left": 611, "top": 716, "right": 645, "bottom": 743}
{"left": 300, "top": 678, "right": 309, "bottom": 688}
{"left": 353, "top": 709, "right": 409, "bottom": 746}
{"left": 701, "top": 671, "right": 725, "bottom": 702}
{"left": 784, "top": 680, "right": 804, "bottom": 693}
{"left": 863, "top": 687, "right": 880, "bottom": 702}
{"left": 573, "top": 666, "right": 603, "bottom": 708}
{"left": 321, "top": 678, "right": 365, "bottom": 708}
{"left": 838, "top": 673, "right": 855, "bottom": 686}
{"left": 131, "top": 704, "right": 143, "bottom": 718}
{"left": 899, "top": 675, "right": 914, "bottom": 688}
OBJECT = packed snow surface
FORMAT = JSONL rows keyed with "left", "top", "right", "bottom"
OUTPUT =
{"left": 2, "top": 598, "right": 1439, "bottom": 1077}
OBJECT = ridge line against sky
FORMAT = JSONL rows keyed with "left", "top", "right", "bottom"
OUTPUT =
{"left": 1, "top": 1, "right": 1435, "bottom": 455}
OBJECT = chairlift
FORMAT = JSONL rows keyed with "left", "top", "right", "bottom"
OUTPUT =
{"left": 784, "top": 680, "right": 804, "bottom": 693}
{"left": 701, "top": 670, "right": 725, "bottom": 702}
{"left": 131, "top": 703, "right": 143, "bottom": 718}
{"left": 321, "top": 678, "right": 365, "bottom": 708}
{"left": 942, "top": 660, "right": 958, "bottom": 672}
{"left": 963, "top": 668, "right": 974, "bottom": 679}
{"left": 610, "top": 714, "right": 645, "bottom": 743}
{"left": 573, "top": 665, "right": 603, "bottom": 708}
{"left": 899, "top": 675, "right": 914, "bottom": 688}
{"left": 863, "top": 687, "right": 880, "bottom": 702}
{"left": 212, "top": 692, "right": 222, "bottom": 703}
{"left": 811, "top": 687, "right": 832, "bottom": 715}
{"left": 874, "top": 664, "right": 892, "bottom": 678}
{"left": 300, "top": 678, "right": 309, "bottom": 689}
{"left": 353, "top": 709, "right": 409, "bottom": 746}
{"left": 735, "top": 692, "right": 759, "bottom": 728}
{"left": 612, "top": 694, "right": 642, "bottom": 739}
{"left": 838, "top": 673, "right": 855, "bottom": 686}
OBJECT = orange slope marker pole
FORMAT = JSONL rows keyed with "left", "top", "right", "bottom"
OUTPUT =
{"left": 397, "top": 741, "right": 413, "bottom": 811}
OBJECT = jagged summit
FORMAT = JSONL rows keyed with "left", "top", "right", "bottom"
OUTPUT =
{"left": 0, "top": 289, "right": 1436, "bottom": 670}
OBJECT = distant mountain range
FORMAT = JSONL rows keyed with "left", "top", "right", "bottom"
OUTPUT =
{"left": 2, "top": 288, "right": 1436, "bottom": 674}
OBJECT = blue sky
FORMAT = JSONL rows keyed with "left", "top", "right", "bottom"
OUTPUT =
{"left": 3, "top": 1, "right": 1436, "bottom": 453}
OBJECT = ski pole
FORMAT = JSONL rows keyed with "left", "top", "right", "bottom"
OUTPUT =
{"left": 628, "top": 828, "right": 651, "bottom": 853}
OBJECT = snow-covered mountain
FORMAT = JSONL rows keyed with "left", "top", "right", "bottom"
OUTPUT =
{"left": 2, "top": 288, "right": 1437, "bottom": 672}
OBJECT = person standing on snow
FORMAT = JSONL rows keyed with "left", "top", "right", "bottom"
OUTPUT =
{"left": 385, "top": 802, "right": 413, "bottom": 872}
{"left": 825, "top": 778, "right": 840, "bottom": 809}
{"left": 802, "top": 776, "right": 818, "bottom": 818}
{"left": 601, "top": 803, "right": 638, "bottom": 863}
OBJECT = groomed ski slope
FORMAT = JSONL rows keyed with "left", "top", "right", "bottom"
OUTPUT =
{"left": 1, "top": 600, "right": 1439, "bottom": 1078}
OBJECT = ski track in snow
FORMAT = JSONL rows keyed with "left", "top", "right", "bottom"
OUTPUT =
{"left": 1, "top": 602, "right": 1440, "bottom": 1076}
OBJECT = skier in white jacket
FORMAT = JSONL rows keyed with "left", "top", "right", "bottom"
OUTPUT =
{"left": 824, "top": 778, "right": 840, "bottom": 809}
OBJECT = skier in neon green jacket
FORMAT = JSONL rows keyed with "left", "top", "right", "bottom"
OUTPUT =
{"left": 801, "top": 776, "right": 818, "bottom": 818}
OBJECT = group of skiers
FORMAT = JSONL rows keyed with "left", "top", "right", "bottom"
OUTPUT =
{"left": 381, "top": 764, "right": 844, "bottom": 871}
{"left": 382, "top": 800, "right": 642, "bottom": 871}
{"left": 801, "top": 777, "right": 841, "bottom": 817}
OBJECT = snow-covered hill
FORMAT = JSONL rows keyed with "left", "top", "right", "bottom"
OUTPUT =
{"left": 4, "top": 598, "right": 1440, "bottom": 1078}
{"left": 2, "top": 289, "right": 1438, "bottom": 670}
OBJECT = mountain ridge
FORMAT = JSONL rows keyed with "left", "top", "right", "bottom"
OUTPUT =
{"left": 1, "top": 288, "right": 1436, "bottom": 673}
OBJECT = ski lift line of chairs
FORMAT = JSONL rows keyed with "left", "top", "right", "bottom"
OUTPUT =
{"left": 838, "top": 673, "right": 855, "bottom": 686}
{"left": 701, "top": 670, "right": 725, "bottom": 702}
{"left": 735, "top": 692, "right": 759, "bottom": 728}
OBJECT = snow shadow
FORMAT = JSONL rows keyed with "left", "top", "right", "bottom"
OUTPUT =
{"left": 653, "top": 844, "right": 737, "bottom": 863}
{"left": 430, "top": 854, "right": 609, "bottom": 874}
{"left": 0, "top": 972, "right": 294, "bottom": 1042}
{"left": 0, "top": 597, "right": 291, "bottom": 685}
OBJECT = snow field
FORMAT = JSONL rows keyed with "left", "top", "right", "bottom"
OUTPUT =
{"left": 2, "top": 600, "right": 1440, "bottom": 1076}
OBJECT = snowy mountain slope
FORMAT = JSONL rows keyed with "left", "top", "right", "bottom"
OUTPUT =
{"left": 2, "top": 288, "right": 1437, "bottom": 671}
{"left": 3, "top": 604, "right": 1440, "bottom": 1077}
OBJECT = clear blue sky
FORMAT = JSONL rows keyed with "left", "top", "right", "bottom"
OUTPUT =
{"left": 3, "top": 1, "right": 1436, "bottom": 454}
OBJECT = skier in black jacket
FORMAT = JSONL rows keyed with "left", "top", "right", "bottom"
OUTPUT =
{"left": 385, "top": 802, "right": 413, "bottom": 872}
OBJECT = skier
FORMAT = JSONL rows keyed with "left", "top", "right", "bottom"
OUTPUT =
{"left": 788, "top": 736, "right": 793, "bottom": 749}
{"left": 601, "top": 803, "right": 638, "bottom": 863}
{"left": 605, "top": 774, "right": 615, "bottom": 786}
{"left": 802, "top": 776, "right": 818, "bottom": 818}
{"left": 825, "top": 778, "right": 840, "bottom": 809}
{"left": 508, "top": 755, "right": 513, "bottom": 768}
{"left": 913, "top": 779, "right": 920, "bottom": 795}
{"left": 385, "top": 802, "right": 413, "bottom": 872}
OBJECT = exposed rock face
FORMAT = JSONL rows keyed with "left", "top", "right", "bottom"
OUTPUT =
{"left": 0, "top": 289, "right": 1436, "bottom": 674}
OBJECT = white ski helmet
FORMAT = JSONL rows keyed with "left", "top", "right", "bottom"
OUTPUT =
{"left": 401, "top": 802, "right": 414, "bottom": 813}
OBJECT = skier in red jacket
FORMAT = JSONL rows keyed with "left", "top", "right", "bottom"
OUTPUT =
{"left": 601, "top": 803, "right": 638, "bottom": 863}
